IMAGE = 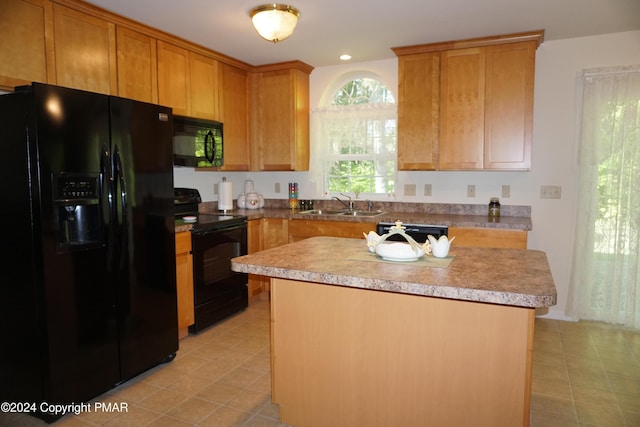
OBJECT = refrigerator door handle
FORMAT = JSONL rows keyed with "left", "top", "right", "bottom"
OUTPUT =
{"left": 113, "top": 145, "right": 128, "bottom": 270}
{"left": 101, "top": 145, "right": 116, "bottom": 271}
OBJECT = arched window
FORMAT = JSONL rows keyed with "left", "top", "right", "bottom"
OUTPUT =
{"left": 311, "top": 76, "right": 396, "bottom": 196}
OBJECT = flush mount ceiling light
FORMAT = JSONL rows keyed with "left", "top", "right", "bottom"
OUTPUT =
{"left": 250, "top": 4, "right": 301, "bottom": 43}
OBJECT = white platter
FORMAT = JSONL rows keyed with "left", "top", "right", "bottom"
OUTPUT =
{"left": 182, "top": 216, "right": 197, "bottom": 223}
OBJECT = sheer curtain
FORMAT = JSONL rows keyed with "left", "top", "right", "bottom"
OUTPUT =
{"left": 567, "top": 65, "right": 640, "bottom": 328}
{"left": 309, "top": 103, "right": 397, "bottom": 194}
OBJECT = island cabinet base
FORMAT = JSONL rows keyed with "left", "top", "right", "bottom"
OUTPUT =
{"left": 270, "top": 278, "right": 535, "bottom": 427}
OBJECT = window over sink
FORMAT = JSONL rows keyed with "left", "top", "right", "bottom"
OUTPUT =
{"left": 311, "top": 74, "right": 397, "bottom": 197}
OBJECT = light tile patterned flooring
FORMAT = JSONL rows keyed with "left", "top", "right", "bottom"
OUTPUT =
{"left": 4, "top": 300, "right": 640, "bottom": 426}
{"left": 531, "top": 317, "right": 640, "bottom": 427}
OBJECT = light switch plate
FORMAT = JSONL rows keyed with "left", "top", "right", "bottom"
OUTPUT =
{"left": 502, "top": 185, "right": 511, "bottom": 198}
{"left": 424, "top": 184, "right": 432, "bottom": 197}
{"left": 540, "top": 185, "right": 561, "bottom": 199}
{"left": 213, "top": 183, "right": 218, "bottom": 195}
{"left": 275, "top": 182, "right": 281, "bottom": 193}
{"left": 467, "top": 185, "right": 476, "bottom": 198}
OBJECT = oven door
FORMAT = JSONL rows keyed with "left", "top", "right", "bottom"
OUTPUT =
{"left": 190, "top": 223, "right": 248, "bottom": 332}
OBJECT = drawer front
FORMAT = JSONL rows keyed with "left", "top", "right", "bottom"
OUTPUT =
{"left": 175, "top": 231, "right": 192, "bottom": 254}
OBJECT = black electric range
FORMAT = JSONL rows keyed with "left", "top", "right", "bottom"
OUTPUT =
{"left": 174, "top": 187, "right": 247, "bottom": 232}
{"left": 174, "top": 188, "right": 249, "bottom": 333}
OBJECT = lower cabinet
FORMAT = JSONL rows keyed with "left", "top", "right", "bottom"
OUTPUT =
{"left": 289, "top": 219, "right": 374, "bottom": 242}
{"left": 175, "top": 231, "right": 194, "bottom": 338}
{"left": 448, "top": 226, "right": 527, "bottom": 249}
{"left": 248, "top": 218, "right": 290, "bottom": 296}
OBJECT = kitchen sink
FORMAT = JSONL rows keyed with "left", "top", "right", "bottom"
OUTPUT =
{"left": 298, "top": 209, "right": 386, "bottom": 217}
{"left": 298, "top": 209, "right": 348, "bottom": 215}
{"left": 339, "top": 210, "right": 386, "bottom": 217}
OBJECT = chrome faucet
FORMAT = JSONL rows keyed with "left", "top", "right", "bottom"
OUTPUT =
{"left": 332, "top": 193, "right": 354, "bottom": 211}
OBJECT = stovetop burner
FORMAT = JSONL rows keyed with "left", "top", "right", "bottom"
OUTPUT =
{"left": 174, "top": 188, "right": 246, "bottom": 232}
{"left": 189, "top": 213, "right": 247, "bottom": 232}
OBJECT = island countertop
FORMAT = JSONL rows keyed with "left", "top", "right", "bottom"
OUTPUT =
{"left": 231, "top": 236, "right": 557, "bottom": 308}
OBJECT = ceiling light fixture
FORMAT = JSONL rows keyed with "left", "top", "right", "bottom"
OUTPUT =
{"left": 250, "top": 4, "right": 301, "bottom": 43}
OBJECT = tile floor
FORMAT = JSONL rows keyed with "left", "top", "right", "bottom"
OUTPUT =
{"left": 3, "top": 299, "right": 640, "bottom": 427}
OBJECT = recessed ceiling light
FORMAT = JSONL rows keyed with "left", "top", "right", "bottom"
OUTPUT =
{"left": 339, "top": 54, "right": 352, "bottom": 61}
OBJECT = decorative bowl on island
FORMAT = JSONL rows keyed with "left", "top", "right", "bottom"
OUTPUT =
{"left": 375, "top": 241, "right": 425, "bottom": 262}
{"left": 364, "top": 221, "right": 435, "bottom": 262}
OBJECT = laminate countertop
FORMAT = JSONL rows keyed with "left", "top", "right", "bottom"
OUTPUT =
{"left": 231, "top": 236, "right": 556, "bottom": 308}
{"left": 176, "top": 206, "right": 532, "bottom": 233}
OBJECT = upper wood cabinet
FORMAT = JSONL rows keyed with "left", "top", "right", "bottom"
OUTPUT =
{"left": 157, "top": 40, "right": 221, "bottom": 120}
{"left": 190, "top": 52, "right": 220, "bottom": 121}
{"left": 252, "top": 62, "right": 313, "bottom": 171}
{"left": 218, "top": 63, "right": 250, "bottom": 171}
{"left": 157, "top": 40, "right": 190, "bottom": 116}
{"left": 439, "top": 47, "right": 486, "bottom": 169}
{"left": 52, "top": 3, "right": 117, "bottom": 94}
{"left": 483, "top": 41, "right": 536, "bottom": 169}
{"left": 0, "top": 0, "right": 55, "bottom": 89}
{"left": 116, "top": 26, "right": 158, "bottom": 103}
{"left": 397, "top": 52, "right": 440, "bottom": 170}
{"left": 393, "top": 30, "right": 543, "bottom": 171}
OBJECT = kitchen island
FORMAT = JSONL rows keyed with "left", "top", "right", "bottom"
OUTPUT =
{"left": 231, "top": 237, "right": 556, "bottom": 427}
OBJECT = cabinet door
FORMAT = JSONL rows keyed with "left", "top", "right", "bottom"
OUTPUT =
{"left": 263, "top": 218, "right": 289, "bottom": 248}
{"left": 397, "top": 52, "right": 440, "bottom": 170}
{"left": 189, "top": 52, "right": 219, "bottom": 121}
{"left": 484, "top": 41, "right": 535, "bottom": 170}
{"left": 258, "top": 69, "right": 295, "bottom": 170}
{"left": 289, "top": 220, "right": 373, "bottom": 242}
{"left": 0, "top": 0, "right": 54, "bottom": 88}
{"left": 247, "top": 219, "right": 265, "bottom": 297}
{"left": 260, "top": 218, "right": 289, "bottom": 293}
{"left": 116, "top": 27, "right": 158, "bottom": 103}
{"left": 448, "top": 226, "right": 527, "bottom": 249}
{"left": 218, "top": 63, "right": 250, "bottom": 171}
{"left": 175, "top": 232, "right": 194, "bottom": 337}
{"left": 439, "top": 47, "right": 486, "bottom": 170}
{"left": 52, "top": 3, "right": 117, "bottom": 94}
{"left": 256, "top": 68, "right": 310, "bottom": 171}
{"left": 157, "top": 40, "right": 190, "bottom": 116}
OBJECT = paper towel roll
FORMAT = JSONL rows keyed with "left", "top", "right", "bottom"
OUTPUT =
{"left": 218, "top": 178, "right": 233, "bottom": 211}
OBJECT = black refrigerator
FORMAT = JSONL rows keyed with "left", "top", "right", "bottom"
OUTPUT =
{"left": 0, "top": 83, "right": 178, "bottom": 422}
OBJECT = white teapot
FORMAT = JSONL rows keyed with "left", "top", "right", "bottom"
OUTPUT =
{"left": 427, "top": 235, "right": 456, "bottom": 258}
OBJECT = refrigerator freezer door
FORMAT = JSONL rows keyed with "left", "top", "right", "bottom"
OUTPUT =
{"left": 32, "top": 84, "right": 120, "bottom": 405}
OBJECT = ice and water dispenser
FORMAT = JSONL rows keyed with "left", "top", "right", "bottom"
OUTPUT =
{"left": 53, "top": 173, "right": 103, "bottom": 251}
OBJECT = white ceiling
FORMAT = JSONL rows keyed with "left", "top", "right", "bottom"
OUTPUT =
{"left": 85, "top": 0, "right": 640, "bottom": 68}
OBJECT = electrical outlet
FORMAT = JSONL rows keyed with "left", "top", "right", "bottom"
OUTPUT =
{"left": 540, "top": 185, "right": 562, "bottom": 199}
{"left": 467, "top": 185, "right": 476, "bottom": 198}
{"left": 424, "top": 184, "right": 432, "bottom": 197}
{"left": 213, "top": 183, "right": 218, "bottom": 195}
{"left": 502, "top": 185, "right": 511, "bottom": 198}
{"left": 275, "top": 182, "right": 281, "bottom": 193}
{"left": 404, "top": 184, "right": 416, "bottom": 197}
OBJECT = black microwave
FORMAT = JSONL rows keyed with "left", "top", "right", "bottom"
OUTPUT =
{"left": 173, "top": 115, "right": 223, "bottom": 167}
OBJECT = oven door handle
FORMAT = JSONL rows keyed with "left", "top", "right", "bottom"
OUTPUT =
{"left": 192, "top": 223, "right": 247, "bottom": 236}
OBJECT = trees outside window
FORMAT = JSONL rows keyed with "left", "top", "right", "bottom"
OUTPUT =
{"left": 568, "top": 65, "right": 640, "bottom": 328}
{"left": 311, "top": 77, "right": 396, "bottom": 196}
